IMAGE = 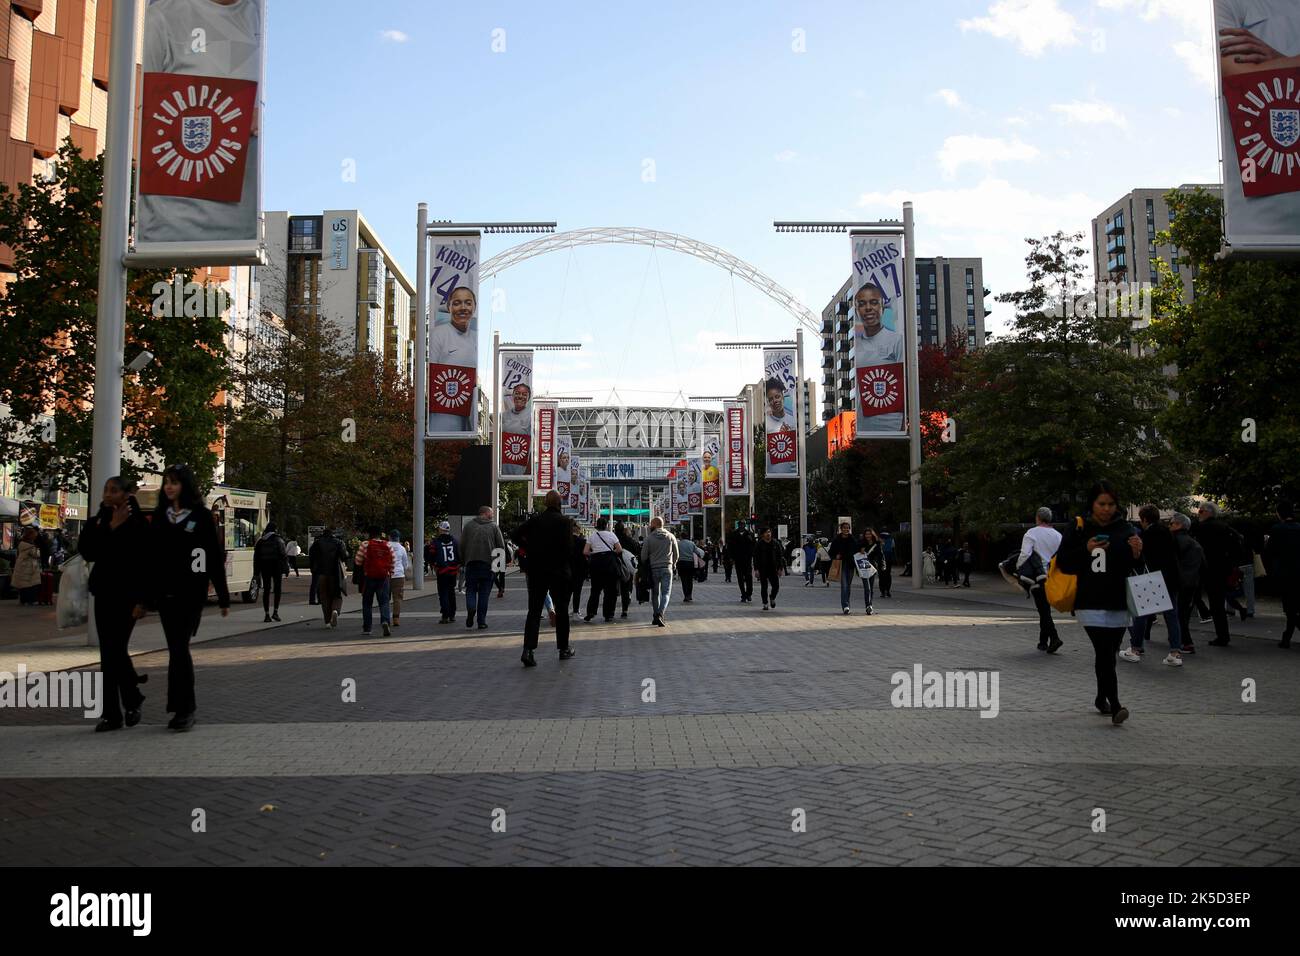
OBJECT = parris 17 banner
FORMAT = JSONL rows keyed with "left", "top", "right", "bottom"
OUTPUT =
{"left": 499, "top": 350, "right": 533, "bottom": 481}
{"left": 135, "top": 0, "right": 265, "bottom": 263}
{"left": 850, "top": 233, "right": 907, "bottom": 438}
{"left": 1215, "top": 0, "right": 1300, "bottom": 253}
{"left": 427, "top": 236, "right": 481, "bottom": 437}
{"left": 534, "top": 402, "right": 559, "bottom": 493}
{"left": 723, "top": 401, "right": 750, "bottom": 495}
{"left": 702, "top": 433, "right": 722, "bottom": 506}
{"left": 762, "top": 348, "right": 800, "bottom": 478}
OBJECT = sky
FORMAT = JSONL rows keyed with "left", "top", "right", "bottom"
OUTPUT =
{"left": 262, "top": 0, "right": 1221, "bottom": 408}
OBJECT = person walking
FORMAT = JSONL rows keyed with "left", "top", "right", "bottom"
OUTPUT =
{"left": 386, "top": 529, "right": 412, "bottom": 627}
{"left": 802, "top": 537, "right": 817, "bottom": 587}
{"left": 676, "top": 535, "right": 698, "bottom": 604}
{"left": 1018, "top": 507, "right": 1063, "bottom": 653}
{"left": 614, "top": 520, "right": 638, "bottom": 619}
{"left": 569, "top": 527, "right": 589, "bottom": 618}
{"left": 828, "top": 521, "right": 858, "bottom": 614}
{"left": 876, "top": 533, "right": 893, "bottom": 598}
{"left": 710, "top": 540, "right": 720, "bottom": 573}
{"left": 514, "top": 491, "right": 577, "bottom": 666}
{"left": 857, "top": 529, "right": 884, "bottom": 614}
{"left": 141, "top": 464, "right": 230, "bottom": 732}
{"left": 815, "top": 539, "right": 832, "bottom": 586}
{"left": 1264, "top": 501, "right": 1300, "bottom": 649}
{"left": 78, "top": 476, "right": 149, "bottom": 732}
{"left": 726, "top": 520, "right": 755, "bottom": 604}
{"left": 308, "top": 527, "right": 348, "bottom": 628}
{"left": 641, "top": 516, "right": 679, "bottom": 627}
{"left": 253, "top": 522, "right": 288, "bottom": 623}
{"left": 1121, "top": 506, "right": 1184, "bottom": 666}
{"left": 1170, "top": 513, "right": 1204, "bottom": 655}
{"left": 12, "top": 527, "right": 42, "bottom": 605}
{"left": 462, "top": 506, "right": 506, "bottom": 630}
{"left": 583, "top": 516, "right": 623, "bottom": 623}
{"left": 1053, "top": 481, "right": 1141, "bottom": 725}
{"left": 722, "top": 541, "right": 733, "bottom": 583}
{"left": 959, "top": 541, "right": 974, "bottom": 587}
{"left": 429, "top": 522, "right": 461, "bottom": 624}
{"left": 354, "top": 526, "right": 394, "bottom": 636}
{"left": 1189, "top": 502, "right": 1236, "bottom": 647}
{"left": 285, "top": 537, "right": 302, "bottom": 576}
{"left": 755, "top": 527, "right": 783, "bottom": 610}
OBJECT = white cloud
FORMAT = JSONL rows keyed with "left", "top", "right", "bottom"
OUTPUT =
{"left": 1050, "top": 99, "right": 1128, "bottom": 128}
{"left": 933, "top": 88, "right": 966, "bottom": 110}
{"left": 1094, "top": 0, "right": 1215, "bottom": 88}
{"left": 1174, "top": 37, "right": 1215, "bottom": 88}
{"left": 959, "top": 0, "right": 1081, "bottom": 57}
{"left": 380, "top": 29, "right": 409, "bottom": 43}
{"left": 937, "top": 135, "right": 1040, "bottom": 179}
{"left": 774, "top": 149, "right": 798, "bottom": 163}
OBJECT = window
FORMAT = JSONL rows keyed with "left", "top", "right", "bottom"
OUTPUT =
{"left": 1146, "top": 198, "right": 1155, "bottom": 220}
{"left": 289, "top": 217, "right": 321, "bottom": 251}
{"left": 928, "top": 274, "right": 936, "bottom": 290}
{"left": 929, "top": 294, "right": 937, "bottom": 311}
{"left": 966, "top": 291, "right": 974, "bottom": 306}
{"left": 965, "top": 270, "right": 974, "bottom": 289}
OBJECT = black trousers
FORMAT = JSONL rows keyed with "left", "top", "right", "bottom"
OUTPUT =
{"left": 437, "top": 574, "right": 458, "bottom": 618}
{"left": 525, "top": 575, "right": 572, "bottom": 651}
{"left": 677, "top": 561, "right": 695, "bottom": 600}
{"left": 878, "top": 564, "right": 892, "bottom": 596}
{"left": 585, "top": 568, "right": 618, "bottom": 621}
{"left": 158, "top": 596, "right": 203, "bottom": 715}
{"left": 94, "top": 593, "right": 144, "bottom": 724}
{"left": 759, "top": 570, "right": 780, "bottom": 605}
{"left": 1282, "top": 588, "right": 1299, "bottom": 643}
{"left": 618, "top": 575, "right": 631, "bottom": 615}
{"left": 1031, "top": 586, "right": 1058, "bottom": 643}
{"left": 735, "top": 559, "right": 753, "bottom": 599}
{"left": 571, "top": 576, "right": 586, "bottom": 614}
{"left": 1202, "top": 579, "right": 1231, "bottom": 642}
{"left": 723, "top": 560, "right": 732, "bottom": 582}
{"left": 259, "top": 569, "right": 282, "bottom": 612}
{"left": 1177, "top": 589, "right": 1196, "bottom": 648}
{"left": 1085, "top": 626, "right": 1124, "bottom": 712}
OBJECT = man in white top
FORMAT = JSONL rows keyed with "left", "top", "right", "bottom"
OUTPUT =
{"left": 764, "top": 377, "right": 797, "bottom": 476}
{"left": 852, "top": 282, "right": 905, "bottom": 433}
{"left": 1019, "top": 507, "right": 1063, "bottom": 653}
{"left": 387, "top": 529, "right": 413, "bottom": 627}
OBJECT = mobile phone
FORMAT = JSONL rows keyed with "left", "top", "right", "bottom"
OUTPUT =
{"left": 1094, "top": 534, "right": 1110, "bottom": 542}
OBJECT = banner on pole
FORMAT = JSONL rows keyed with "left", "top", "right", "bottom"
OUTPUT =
{"left": 499, "top": 350, "right": 533, "bottom": 481}
{"left": 702, "top": 433, "right": 722, "bottom": 506}
{"left": 427, "top": 235, "right": 481, "bottom": 438}
{"left": 133, "top": 0, "right": 266, "bottom": 263}
{"left": 723, "top": 401, "right": 750, "bottom": 495}
{"left": 534, "top": 401, "right": 558, "bottom": 493}
{"left": 762, "top": 348, "right": 800, "bottom": 478}
{"left": 555, "top": 436, "right": 573, "bottom": 501}
{"left": 850, "top": 233, "right": 908, "bottom": 439}
{"left": 567, "top": 457, "right": 582, "bottom": 515}
{"left": 686, "top": 457, "right": 704, "bottom": 514}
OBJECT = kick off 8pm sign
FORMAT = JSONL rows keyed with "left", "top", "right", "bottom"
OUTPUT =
{"left": 850, "top": 233, "right": 907, "bottom": 438}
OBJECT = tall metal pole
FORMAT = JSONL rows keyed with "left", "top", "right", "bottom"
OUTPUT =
{"left": 747, "top": 384, "right": 755, "bottom": 521}
{"left": 88, "top": 0, "right": 142, "bottom": 648}
{"left": 412, "top": 203, "right": 429, "bottom": 591}
{"left": 903, "top": 202, "right": 924, "bottom": 590}
{"left": 491, "top": 330, "right": 501, "bottom": 513}
{"left": 796, "top": 327, "right": 808, "bottom": 544}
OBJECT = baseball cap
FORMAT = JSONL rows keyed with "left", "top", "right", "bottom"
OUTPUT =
{"left": 438, "top": 521, "right": 451, "bottom": 531}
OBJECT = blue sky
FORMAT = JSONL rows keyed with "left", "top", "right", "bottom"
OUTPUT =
{"left": 263, "top": 0, "right": 1220, "bottom": 405}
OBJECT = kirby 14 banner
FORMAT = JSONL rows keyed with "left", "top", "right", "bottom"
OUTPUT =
{"left": 761, "top": 348, "right": 800, "bottom": 478}
{"left": 427, "top": 235, "right": 482, "bottom": 438}
{"left": 723, "top": 401, "right": 750, "bottom": 496}
{"left": 850, "top": 233, "right": 908, "bottom": 439}
{"left": 534, "top": 402, "right": 559, "bottom": 493}
{"left": 702, "top": 433, "right": 722, "bottom": 506}
{"left": 499, "top": 350, "right": 534, "bottom": 481}
{"left": 1215, "top": 0, "right": 1300, "bottom": 254}
{"left": 134, "top": 0, "right": 266, "bottom": 264}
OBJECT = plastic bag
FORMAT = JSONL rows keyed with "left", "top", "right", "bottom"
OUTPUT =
{"left": 56, "top": 554, "right": 90, "bottom": 628}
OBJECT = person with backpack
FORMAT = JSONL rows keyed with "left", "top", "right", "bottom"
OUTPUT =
{"left": 462, "top": 505, "right": 507, "bottom": 630}
{"left": 1170, "top": 513, "right": 1204, "bottom": 655}
{"left": 1263, "top": 500, "right": 1300, "bottom": 649}
{"left": 583, "top": 516, "right": 624, "bottom": 623}
{"left": 1120, "top": 506, "right": 1184, "bottom": 667}
{"left": 429, "top": 522, "right": 461, "bottom": 624}
{"left": 308, "top": 527, "right": 348, "bottom": 628}
{"left": 354, "top": 525, "right": 394, "bottom": 637}
{"left": 1018, "top": 507, "right": 1063, "bottom": 653}
{"left": 755, "top": 527, "right": 784, "bottom": 611}
{"left": 253, "top": 523, "right": 288, "bottom": 623}
{"left": 1053, "top": 481, "right": 1142, "bottom": 725}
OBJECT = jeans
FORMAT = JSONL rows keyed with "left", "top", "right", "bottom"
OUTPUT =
{"left": 436, "top": 573, "right": 457, "bottom": 618}
{"left": 860, "top": 572, "right": 874, "bottom": 609}
{"left": 1085, "top": 626, "right": 1125, "bottom": 712}
{"left": 839, "top": 569, "right": 854, "bottom": 609}
{"left": 362, "top": 576, "right": 391, "bottom": 631}
{"left": 804, "top": 563, "right": 815, "bottom": 586}
{"left": 650, "top": 566, "right": 673, "bottom": 619}
{"left": 1239, "top": 563, "right": 1256, "bottom": 615}
{"left": 1129, "top": 602, "right": 1181, "bottom": 653}
{"left": 465, "top": 562, "right": 494, "bottom": 625}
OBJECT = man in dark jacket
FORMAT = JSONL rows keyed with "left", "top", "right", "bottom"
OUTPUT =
{"left": 755, "top": 528, "right": 784, "bottom": 610}
{"left": 253, "top": 523, "right": 288, "bottom": 622}
{"left": 1122, "top": 506, "right": 1184, "bottom": 666}
{"left": 1171, "top": 513, "right": 1204, "bottom": 654}
{"left": 514, "top": 491, "right": 577, "bottom": 666}
{"left": 1189, "top": 502, "right": 1236, "bottom": 646}
{"left": 308, "top": 528, "right": 348, "bottom": 628}
{"left": 726, "top": 521, "right": 756, "bottom": 603}
{"left": 827, "top": 522, "right": 859, "bottom": 614}
{"left": 1264, "top": 501, "right": 1300, "bottom": 648}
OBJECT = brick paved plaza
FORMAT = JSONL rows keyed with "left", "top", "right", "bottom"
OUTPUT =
{"left": 2, "top": 573, "right": 1298, "bottom": 866}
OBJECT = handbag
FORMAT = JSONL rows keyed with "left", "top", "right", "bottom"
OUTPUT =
{"left": 1253, "top": 552, "right": 1266, "bottom": 578}
{"left": 853, "top": 553, "right": 877, "bottom": 580}
{"left": 55, "top": 554, "right": 89, "bottom": 628}
{"left": 617, "top": 551, "right": 635, "bottom": 584}
{"left": 1044, "top": 517, "right": 1084, "bottom": 613}
{"left": 829, "top": 558, "right": 842, "bottom": 583}
{"left": 1126, "top": 564, "right": 1173, "bottom": 618}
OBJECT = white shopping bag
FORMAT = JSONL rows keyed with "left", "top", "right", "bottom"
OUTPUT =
{"left": 56, "top": 555, "right": 90, "bottom": 628}
{"left": 1126, "top": 568, "right": 1172, "bottom": 618}
{"left": 854, "top": 554, "right": 877, "bottom": 581}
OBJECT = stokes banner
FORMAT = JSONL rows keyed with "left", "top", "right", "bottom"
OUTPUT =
{"left": 427, "top": 236, "right": 481, "bottom": 438}
{"left": 761, "top": 348, "right": 800, "bottom": 479}
{"left": 1215, "top": 0, "right": 1300, "bottom": 253}
{"left": 135, "top": 0, "right": 265, "bottom": 263}
{"left": 499, "top": 350, "right": 534, "bottom": 481}
{"left": 723, "top": 401, "right": 750, "bottom": 495}
{"left": 534, "top": 402, "right": 559, "bottom": 493}
{"left": 850, "top": 233, "right": 908, "bottom": 438}
{"left": 702, "top": 434, "right": 722, "bottom": 506}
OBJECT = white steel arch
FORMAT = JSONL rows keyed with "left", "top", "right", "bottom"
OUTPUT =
{"left": 478, "top": 226, "right": 820, "bottom": 333}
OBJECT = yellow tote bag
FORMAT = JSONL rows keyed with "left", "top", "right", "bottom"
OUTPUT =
{"left": 1045, "top": 517, "right": 1084, "bottom": 613}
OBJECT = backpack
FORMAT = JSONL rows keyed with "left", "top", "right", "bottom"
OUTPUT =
{"left": 362, "top": 539, "right": 393, "bottom": 578}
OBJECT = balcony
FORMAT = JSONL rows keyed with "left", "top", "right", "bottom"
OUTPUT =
{"left": 821, "top": 318, "right": 834, "bottom": 334}
{"left": 1106, "top": 215, "right": 1125, "bottom": 237}
{"left": 1106, "top": 236, "right": 1125, "bottom": 255}
{"left": 822, "top": 338, "right": 834, "bottom": 352}
{"left": 838, "top": 357, "right": 853, "bottom": 371}
{"left": 822, "top": 355, "right": 834, "bottom": 370}
{"left": 837, "top": 338, "right": 852, "bottom": 353}
{"left": 1107, "top": 253, "right": 1127, "bottom": 274}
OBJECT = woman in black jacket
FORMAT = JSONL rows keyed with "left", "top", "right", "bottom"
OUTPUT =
{"left": 857, "top": 530, "right": 884, "bottom": 615}
{"left": 613, "top": 521, "right": 638, "bottom": 619}
{"left": 1054, "top": 481, "right": 1143, "bottom": 725}
{"left": 140, "top": 464, "right": 230, "bottom": 732}
{"left": 78, "top": 476, "right": 149, "bottom": 732}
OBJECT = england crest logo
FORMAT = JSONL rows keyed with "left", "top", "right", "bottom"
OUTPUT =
{"left": 1272, "top": 108, "right": 1300, "bottom": 150}
{"left": 139, "top": 72, "right": 257, "bottom": 203}
{"left": 430, "top": 365, "right": 474, "bottom": 414}
{"left": 858, "top": 364, "right": 903, "bottom": 413}
{"left": 181, "top": 116, "right": 212, "bottom": 154}
{"left": 503, "top": 434, "right": 529, "bottom": 464}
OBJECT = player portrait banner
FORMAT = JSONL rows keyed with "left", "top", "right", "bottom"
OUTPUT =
{"left": 761, "top": 348, "right": 800, "bottom": 479}
{"left": 702, "top": 433, "right": 722, "bottom": 506}
{"left": 686, "top": 457, "right": 704, "bottom": 514}
{"left": 534, "top": 402, "right": 558, "bottom": 493}
{"left": 499, "top": 350, "right": 534, "bottom": 481}
{"left": 134, "top": 0, "right": 265, "bottom": 264}
{"left": 555, "top": 435, "right": 573, "bottom": 501}
{"left": 850, "top": 233, "right": 908, "bottom": 439}
{"left": 567, "top": 458, "right": 582, "bottom": 515}
{"left": 427, "top": 235, "right": 482, "bottom": 438}
{"left": 723, "top": 401, "right": 750, "bottom": 496}
{"left": 1215, "top": 0, "right": 1300, "bottom": 254}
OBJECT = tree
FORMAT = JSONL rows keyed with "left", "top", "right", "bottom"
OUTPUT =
{"left": 921, "top": 231, "right": 1178, "bottom": 531}
{"left": 0, "top": 140, "right": 229, "bottom": 493}
{"left": 1147, "top": 187, "right": 1300, "bottom": 514}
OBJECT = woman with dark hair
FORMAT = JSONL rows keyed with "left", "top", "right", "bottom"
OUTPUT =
{"left": 78, "top": 475, "right": 150, "bottom": 732}
{"left": 857, "top": 529, "right": 884, "bottom": 615}
{"left": 140, "top": 464, "right": 229, "bottom": 732}
{"left": 613, "top": 520, "right": 638, "bottom": 619}
{"left": 1054, "top": 481, "right": 1143, "bottom": 725}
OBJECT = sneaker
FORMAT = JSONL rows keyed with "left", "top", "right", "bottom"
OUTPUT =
{"left": 466, "top": 615, "right": 475, "bottom": 629}
{"left": 1111, "top": 707, "right": 1130, "bottom": 726}
{"left": 1036, "top": 642, "right": 1048, "bottom": 651}
{"left": 264, "top": 614, "right": 272, "bottom": 623}
{"left": 1162, "top": 653, "right": 1183, "bottom": 666}
{"left": 1198, "top": 615, "right": 1212, "bottom": 624}
{"left": 770, "top": 599, "right": 777, "bottom": 608}
{"left": 1120, "top": 648, "right": 1142, "bottom": 663}
{"left": 330, "top": 610, "right": 339, "bottom": 628}
{"left": 478, "top": 623, "right": 488, "bottom": 630}
{"left": 382, "top": 622, "right": 391, "bottom": 637}
{"left": 1047, "top": 636, "right": 1063, "bottom": 655}
{"left": 865, "top": 607, "right": 874, "bottom": 616}
{"left": 271, "top": 612, "right": 281, "bottom": 622}
{"left": 762, "top": 603, "right": 769, "bottom": 610}
{"left": 843, "top": 607, "right": 850, "bottom": 615}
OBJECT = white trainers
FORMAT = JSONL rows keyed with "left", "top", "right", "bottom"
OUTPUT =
{"left": 842, "top": 607, "right": 850, "bottom": 615}
{"left": 1120, "top": 648, "right": 1142, "bottom": 663}
{"left": 762, "top": 603, "right": 769, "bottom": 610}
{"left": 1163, "top": 653, "right": 1183, "bottom": 666}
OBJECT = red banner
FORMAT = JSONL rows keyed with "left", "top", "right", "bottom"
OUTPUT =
{"left": 429, "top": 364, "right": 476, "bottom": 417}
{"left": 857, "top": 362, "right": 905, "bottom": 416}
{"left": 1223, "top": 67, "right": 1300, "bottom": 199}
{"left": 139, "top": 73, "right": 257, "bottom": 203}
{"left": 501, "top": 433, "right": 530, "bottom": 467}
{"left": 766, "top": 431, "right": 797, "bottom": 465}
{"left": 534, "top": 403, "right": 557, "bottom": 493}
{"left": 724, "top": 402, "right": 749, "bottom": 494}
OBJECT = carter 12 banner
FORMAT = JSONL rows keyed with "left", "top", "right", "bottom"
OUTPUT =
{"left": 534, "top": 402, "right": 559, "bottom": 493}
{"left": 499, "top": 350, "right": 533, "bottom": 481}
{"left": 723, "top": 401, "right": 750, "bottom": 496}
{"left": 761, "top": 348, "right": 800, "bottom": 479}
{"left": 850, "top": 233, "right": 908, "bottom": 439}
{"left": 702, "top": 433, "right": 722, "bottom": 506}
{"left": 427, "top": 235, "right": 481, "bottom": 438}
